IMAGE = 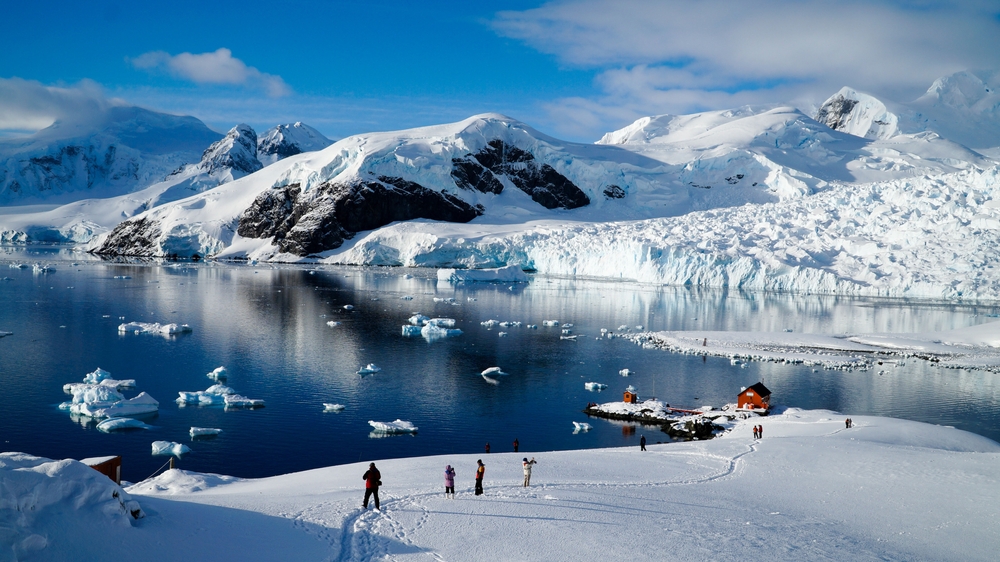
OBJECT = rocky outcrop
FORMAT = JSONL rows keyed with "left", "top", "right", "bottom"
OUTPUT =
{"left": 237, "top": 176, "right": 484, "bottom": 256}
{"left": 91, "top": 217, "right": 163, "bottom": 257}
{"left": 198, "top": 124, "right": 262, "bottom": 177}
{"left": 603, "top": 184, "right": 626, "bottom": 199}
{"left": 815, "top": 94, "right": 859, "bottom": 132}
{"left": 450, "top": 139, "right": 590, "bottom": 209}
{"left": 257, "top": 122, "right": 332, "bottom": 165}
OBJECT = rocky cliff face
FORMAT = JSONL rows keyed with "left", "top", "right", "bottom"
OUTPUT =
{"left": 257, "top": 122, "right": 332, "bottom": 166}
{"left": 198, "top": 124, "right": 263, "bottom": 177}
{"left": 237, "top": 176, "right": 483, "bottom": 256}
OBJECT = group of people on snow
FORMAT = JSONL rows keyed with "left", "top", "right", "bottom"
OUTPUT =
{"left": 364, "top": 456, "right": 540, "bottom": 507}
{"left": 752, "top": 425, "right": 764, "bottom": 439}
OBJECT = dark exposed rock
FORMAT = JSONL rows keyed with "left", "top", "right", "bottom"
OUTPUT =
{"left": 449, "top": 139, "right": 590, "bottom": 210}
{"left": 91, "top": 217, "right": 162, "bottom": 257}
{"left": 724, "top": 174, "right": 744, "bottom": 185}
{"left": 664, "top": 419, "right": 724, "bottom": 441}
{"left": 815, "top": 94, "right": 859, "bottom": 132}
{"left": 238, "top": 175, "right": 484, "bottom": 256}
{"left": 200, "top": 124, "right": 262, "bottom": 177}
{"left": 603, "top": 184, "right": 626, "bottom": 199}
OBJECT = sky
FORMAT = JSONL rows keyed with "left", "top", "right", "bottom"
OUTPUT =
{"left": 2, "top": 0, "right": 999, "bottom": 142}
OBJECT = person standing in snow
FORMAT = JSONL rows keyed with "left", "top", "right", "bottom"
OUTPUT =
{"left": 513, "top": 438, "right": 519, "bottom": 452}
{"left": 759, "top": 425, "right": 763, "bottom": 438}
{"left": 522, "top": 457, "right": 536, "bottom": 487}
{"left": 363, "top": 462, "right": 381, "bottom": 510}
{"left": 485, "top": 442, "right": 491, "bottom": 454}
{"left": 753, "top": 425, "right": 759, "bottom": 439}
{"left": 475, "top": 459, "right": 485, "bottom": 495}
{"left": 640, "top": 435, "right": 646, "bottom": 451}
{"left": 444, "top": 465, "right": 456, "bottom": 499}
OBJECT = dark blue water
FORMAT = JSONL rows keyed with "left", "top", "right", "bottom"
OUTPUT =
{"left": 2, "top": 247, "right": 999, "bottom": 482}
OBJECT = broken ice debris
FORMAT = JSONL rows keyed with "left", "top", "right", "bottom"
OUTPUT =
{"left": 619, "top": 369, "right": 633, "bottom": 377}
{"left": 368, "top": 419, "right": 418, "bottom": 433}
{"left": 327, "top": 321, "right": 341, "bottom": 327}
{"left": 498, "top": 331, "right": 508, "bottom": 337}
{"left": 499, "top": 321, "right": 521, "bottom": 328}
{"left": 118, "top": 322, "right": 192, "bottom": 336}
{"left": 562, "top": 323, "right": 573, "bottom": 328}
{"left": 400, "top": 295, "right": 414, "bottom": 300}
{"left": 618, "top": 325, "right": 629, "bottom": 331}
{"left": 206, "top": 366, "right": 228, "bottom": 381}
{"left": 572, "top": 422, "right": 592, "bottom": 432}
{"left": 437, "top": 264, "right": 528, "bottom": 284}
{"left": 562, "top": 329, "right": 572, "bottom": 334}
{"left": 323, "top": 403, "right": 346, "bottom": 412}
{"left": 481, "top": 319, "right": 499, "bottom": 328}
{"left": 584, "top": 382, "right": 607, "bottom": 391}
{"left": 357, "top": 364, "right": 382, "bottom": 375}
{"left": 481, "top": 367, "right": 508, "bottom": 376}
{"left": 151, "top": 441, "right": 190, "bottom": 457}
{"left": 560, "top": 335, "right": 578, "bottom": 340}
{"left": 189, "top": 427, "right": 222, "bottom": 438}
{"left": 542, "top": 320, "right": 560, "bottom": 327}
{"left": 97, "top": 418, "right": 152, "bottom": 432}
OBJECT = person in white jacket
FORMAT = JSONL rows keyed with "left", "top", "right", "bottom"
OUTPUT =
{"left": 522, "top": 457, "right": 537, "bottom": 487}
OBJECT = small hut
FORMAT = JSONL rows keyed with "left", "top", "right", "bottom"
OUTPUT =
{"left": 737, "top": 382, "right": 771, "bottom": 411}
{"left": 80, "top": 455, "right": 122, "bottom": 484}
{"left": 623, "top": 385, "right": 638, "bottom": 404}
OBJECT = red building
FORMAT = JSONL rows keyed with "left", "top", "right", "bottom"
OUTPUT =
{"left": 737, "top": 382, "right": 771, "bottom": 411}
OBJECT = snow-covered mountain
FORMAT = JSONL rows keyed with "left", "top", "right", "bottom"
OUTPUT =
{"left": 0, "top": 106, "right": 222, "bottom": 205}
{"left": 257, "top": 122, "right": 333, "bottom": 166}
{"left": 815, "top": 70, "right": 1000, "bottom": 153}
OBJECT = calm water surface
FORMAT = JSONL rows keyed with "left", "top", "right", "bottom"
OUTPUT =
{"left": 1, "top": 247, "right": 999, "bottom": 482}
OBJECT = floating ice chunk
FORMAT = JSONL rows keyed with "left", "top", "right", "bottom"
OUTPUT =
{"left": 427, "top": 318, "right": 456, "bottom": 327}
{"left": 177, "top": 384, "right": 234, "bottom": 405}
{"left": 500, "top": 321, "right": 522, "bottom": 328}
{"left": 189, "top": 427, "right": 222, "bottom": 438}
{"left": 543, "top": 320, "right": 560, "bottom": 326}
{"left": 783, "top": 328, "right": 793, "bottom": 332}
{"left": 467, "top": 297, "right": 477, "bottom": 302}
{"left": 433, "top": 297, "right": 455, "bottom": 303}
{"left": 437, "top": 265, "right": 528, "bottom": 284}
{"left": 498, "top": 331, "right": 508, "bottom": 337}
{"left": 33, "top": 264, "right": 55, "bottom": 273}
{"left": 368, "top": 419, "right": 418, "bottom": 433}
{"left": 357, "top": 364, "right": 382, "bottom": 375}
{"left": 68, "top": 384, "right": 124, "bottom": 406}
{"left": 562, "top": 323, "right": 574, "bottom": 328}
{"left": 63, "top": 379, "right": 135, "bottom": 395}
{"left": 481, "top": 367, "right": 508, "bottom": 376}
{"left": 327, "top": 321, "right": 341, "bottom": 327}
{"left": 618, "top": 325, "right": 629, "bottom": 331}
{"left": 562, "top": 329, "right": 572, "bottom": 334}
{"left": 600, "top": 328, "right": 609, "bottom": 334}
{"left": 118, "top": 322, "right": 192, "bottom": 336}
{"left": 152, "top": 441, "right": 190, "bottom": 457}
{"left": 401, "top": 325, "right": 423, "bottom": 336}
{"left": 619, "top": 368, "right": 633, "bottom": 377}
{"left": 8, "top": 263, "right": 28, "bottom": 269}
{"left": 206, "top": 366, "right": 228, "bottom": 381}
{"left": 409, "top": 314, "right": 431, "bottom": 326}
{"left": 572, "top": 422, "right": 592, "bottom": 432}
{"left": 527, "top": 324, "right": 537, "bottom": 329}
{"left": 635, "top": 325, "right": 643, "bottom": 330}
{"left": 82, "top": 368, "right": 112, "bottom": 384}
{"left": 323, "top": 403, "right": 345, "bottom": 412}
{"left": 343, "top": 305, "right": 354, "bottom": 310}
{"left": 403, "top": 274, "right": 413, "bottom": 279}
{"left": 85, "top": 392, "right": 159, "bottom": 418}
{"left": 223, "top": 394, "right": 264, "bottom": 408}
{"left": 97, "top": 418, "right": 152, "bottom": 432}
{"left": 481, "top": 319, "right": 499, "bottom": 328}
{"left": 400, "top": 295, "right": 414, "bottom": 300}
{"left": 422, "top": 323, "right": 463, "bottom": 342}
{"left": 584, "top": 382, "right": 607, "bottom": 391}
{"left": 0, "top": 331, "right": 11, "bottom": 338}
{"left": 113, "top": 275, "right": 132, "bottom": 279}
{"left": 560, "top": 335, "right": 578, "bottom": 340}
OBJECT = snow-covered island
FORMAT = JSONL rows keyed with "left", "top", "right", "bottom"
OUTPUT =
{"left": 4, "top": 409, "right": 998, "bottom": 560}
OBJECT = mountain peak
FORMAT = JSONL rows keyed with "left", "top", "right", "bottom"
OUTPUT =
{"left": 257, "top": 122, "right": 332, "bottom": 166}
{"left": 200, "top": 124, "right": 262, "bottom": 177}
{"left": 814, "top": 87, "right": 899, "bottom": 140}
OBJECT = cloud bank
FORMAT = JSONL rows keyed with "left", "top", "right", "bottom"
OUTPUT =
{"left": 131, "top": 48, "right": 290, "bottom": 97}
{"left": 0, "top": 78, "right": 120, "bottom": 134}
{"left": 494, "top": 0, "right": 1000, "bottom": 137}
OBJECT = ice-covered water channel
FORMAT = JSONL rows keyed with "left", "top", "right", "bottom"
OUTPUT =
{"left": 2, "top": 247, "right": 999, "bottom": 482}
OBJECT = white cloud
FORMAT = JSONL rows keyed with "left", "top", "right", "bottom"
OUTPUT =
{"left": 0, "top": 77, "right": 121, "bottom": 133}
{"left": 494, "top": 0, "right": 1000, "bottom": 138}
{"left": 131, "top": 48, "right": 291, "bottom": 97}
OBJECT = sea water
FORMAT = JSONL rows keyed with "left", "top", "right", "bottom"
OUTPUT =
{"left": 1, "top": 247, "right": 999, "bottom": 481}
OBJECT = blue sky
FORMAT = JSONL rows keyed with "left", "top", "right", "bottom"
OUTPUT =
{"left": 2, "top": 0, "right": 999, "bottom": 142}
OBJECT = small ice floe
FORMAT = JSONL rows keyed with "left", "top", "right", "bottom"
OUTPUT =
{"left": 562, "top": 323, "right": 573, "bottom": 328}
{"left": 151, "top": 441, "right": 190, "bottom": 457}
{"left": 499, "top": 321, "right": 522, "bottom": 328}
{"left": 403, "top": 273, "right": 414, "bottom": 279}
{"left": 584, "top": 382, "right": 607, "bottom": 391}
{"left": 481, "top": 319, "right": 499, "bottom": 328}
{"left": 421, "top": 323, "right": 463, "bottom": 341}
{"left": 368, "top": 419, "right": 418, "bottom": 433}
{"left": 542, "top": 320, "right": 560, "bottom": 327}
{"left": 618, "top": 324, "right": 629, "bottom": 331}
{"left": 113, "top": 275, "right": 132, "bottom": 280}
{"left": 0, "top": 331, "right": 12, "bottom": 338}
{"left": 619, "top": 368, "right": 632, "bottom": 377}
{"left": 401, "top": 325, "right": 422, "bottom": 336}
{"left": 572, "top": 422, "right": 592, "bottom": 432}
{"left": 635, "top": 325, "right": 643, "bottom": 331}
{"left": 481, "top": 367, "right": 508, "bottom": 376}
{"left": 223, "top": 394, "right": 264, "bottom": 409}
{"left": 206, "top": 366, "right": 228, "bottom": 381}
{"left": 400, "top": 295, "right": 414, "bottom": 300}
{"left": 32, "top": 264, "right": 56, "bottom": 274}
{"left": 433, "top": 297, "right": 456, "bottom": 303}
{"left": 467, "top": 297, "right": 477, "bottom": 302}
{"left": 73, "top": 392, "right": 160, "bottom": 419}
{"left": 177, "top": 384, "right": 235, "bottom": 406}
{"left": 527, "top": 324, "right": 537, "bottom": 329}
{"left": 189, "top": 427, "right": 222, "bottom": 438}
{"left": 327, "top": 321, "right": 341, "bottom": 327}
{"left": 118, "top": 322, "right": 192, "bottom": 336}
{"left": 343, "top": 304, "right": 354, "bottom": 310}
{"left": 357, "top": 364, "right": 382, "bottom": 375}
{"left": 437, "top": 265, "right": 528, "bottom": 284}
{"left": 97, "top": 418, "right": 152, "bottom": 432}
{"left": 8, "top": 263, "right": 28, "bottom": 269}
{"left": 409, "top": 314, "right": 431, "bottom": 325}
{"left": 561, "top": 328, "right": 572, "bottom": 335}
{"left": 560, "top": 335, "right": 578, "bottom": 340}
{"left": 323, "top": 403, "right": 346, "bottom": 412}
{"left": 783, "top": 328, "right": 793, "bottom": 332}
{"left": 498, "top": 331, "right": 508, "bottom": 337}
{"left": 730, "top": 358, "right": 742, "bottom": 366}
{"left": 600, "top": 328, "right": 609, "bottom": 334}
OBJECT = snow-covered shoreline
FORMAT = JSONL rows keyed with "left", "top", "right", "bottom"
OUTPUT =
{"left": 4, "top": 408, "right": 998, "bottom": 561}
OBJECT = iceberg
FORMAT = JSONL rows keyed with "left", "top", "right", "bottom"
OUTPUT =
{"left": 177, "top": 384, "right": 234, "bottom": 405}
{"left": 420, "top": 323, "right": 462, "bottom": 342}
{"left": 97, "top": 418, "right": 152, "bottom": 432}
{"left": 82, "top": 368, "right": 112, "bottom": 384}
{"left": 189, "top": 427, "right": 222, "bottom": 438}
{"left": 401, "top": 325, "right": 423, "bottom": 336}
{"left": 206, "top": 366, "right": 228, "bottom": 381}
{"left": 323, "top": 403, "right": 345, "bottom": 412}
{"left": 409, "top": 314, "right": 431, "bottom": 325}
{"left": 86, "top": 392, "right": 159, "bottom": 419}
{"left": 585, "top": 382, "right": 608, "bottom": 391}
{"left": 368, "top": 419, "right": 418, "bottom": 433}
{"left": 357, "top": 364, "right": 382, "bottom": 375}
{"left": 572, "top": 422, "right": 592, "bottom": 432}
{"left": 437, "top": 265, "right": 528, "bottom": 284}
{"left": 619, "top": 369, "right": 633, "bottom": 377}
{"left": 151, "top": 441, "right": 190, "bottom": 457}
{"left": 223, "top": 394, "right": 264, "bottom": 408}
{"left": 118, "top": 322, "right": 192, "bottom": 336}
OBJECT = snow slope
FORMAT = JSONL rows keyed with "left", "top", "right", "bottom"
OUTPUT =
{"left": 0, "top": 106, "right": 222, "bottom": 205}
{"left": 5, "top": 409, "right": 998, "bottom": 561}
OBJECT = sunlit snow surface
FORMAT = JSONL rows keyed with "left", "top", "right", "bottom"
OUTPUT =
{"left": 4, "top": 409, "right": 998, "bottom": 561}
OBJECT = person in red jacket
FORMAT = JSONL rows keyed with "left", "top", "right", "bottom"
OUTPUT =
{"left": 474, "top": 459, "right": 485, "bottom": 496}
{"left": 363, "top": 462, "right": 381, "bottom": 510}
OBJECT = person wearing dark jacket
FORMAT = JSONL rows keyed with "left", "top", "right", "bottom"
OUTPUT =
{"left": 640, "top": 435, "right": 646, "bottom": 451}
{"left": 474, "top": 459, "right": 485, "bottom": 495}
{"left": 363, "top": 462, "right": 381, "bottom": 510}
